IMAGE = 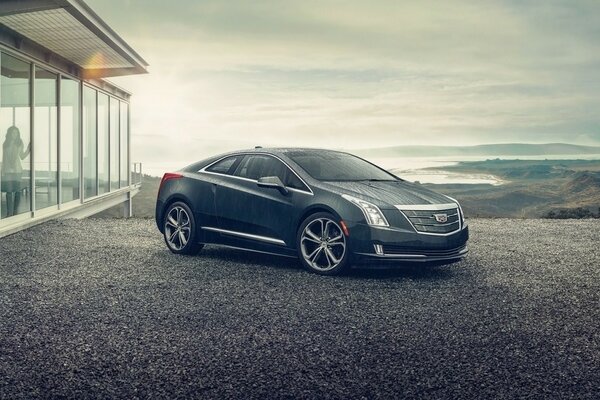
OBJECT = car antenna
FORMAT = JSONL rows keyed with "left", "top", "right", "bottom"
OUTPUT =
{"left": 255, "top": 145, "right": 263, "bottom": 149}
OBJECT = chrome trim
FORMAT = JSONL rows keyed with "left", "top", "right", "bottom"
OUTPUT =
{"left": 395, "top": 202, "right": 463, "bottom": 237}
{"left": 445, "top": 195, "right": 466, "bottom": 224}
{"left": 412, "top": 220, "right": 460, "bottom": 228}
{"left": 397, "top": 209, "right": 462, "bottom": 236}
{"left": 358, "top": 246, "right": 468, "bottom": 259}
{"left": 412, "top": 212, "right": 459, "bottom": 220}
{"left": 394, "top": 203, "right": 458, "bottom": 211}
{"left": 206, "top": 243, "right": 297, "bottom": 259}
{"left": 201, "top": 226, "right": 286, "bottom": 246}
{"left": 373, "top": 244, "right": 384, "bottom": 255}
{"left": 198, "top": 152, "right": 314, "bottom": 195}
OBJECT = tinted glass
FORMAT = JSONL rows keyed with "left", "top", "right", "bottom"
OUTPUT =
{"left": 60, "top": 77, "right": 80, "bottom": 203}
{"left": 1, "top": 53, "right": 31, "bottom": 218}
{"left": 83, "top": 86, "right": 97, "bottom": 198}
{"left": 109, "top": 97, "right": 119, "bottom": 190}
{"left": 120, "top": 102, "right": 128, "bottom": 187}
{"left": 285, "top": 171, "right": 307, "bottom": 191}
{"left": 235, "top": 155, "right": 309, "bottom": 191}
{"left": 206, "top": 156, "right": 239, "bottom": 175}
{"left": 288, "top": 151, "right": 397, "bottom": 181}
{"left": 34, "top": 67, "right": 58, "bottom": 209}
{"left": 236, "top": 155, "right": 286, "bottom": 181}
{"left": 98, "top": 93, "right": 109, "bottom": 194}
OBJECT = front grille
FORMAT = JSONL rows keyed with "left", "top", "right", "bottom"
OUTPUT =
{"left": 400, "top": 208, "right": 460, "bottom": 234}
{"left": 382, "top": 244, "right": 467, "bottom": 257}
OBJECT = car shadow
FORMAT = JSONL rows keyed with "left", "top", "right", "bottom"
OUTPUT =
{"left": 199, "top": 246, "right": 302, "bottom": 271}
{"left": 197, "top": 245, "right": 461, "bottom": 281}
{"left": 346, "top": 263, "right": 459, "bottom": 280}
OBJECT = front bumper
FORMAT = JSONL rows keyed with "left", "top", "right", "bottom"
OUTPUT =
{"left": 348, "top": 222, "right": 469, "bottom": 264}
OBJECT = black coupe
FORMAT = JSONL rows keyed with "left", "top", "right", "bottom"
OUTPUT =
{"left": 156, "top": 148, "right": 469, "bottom": 275}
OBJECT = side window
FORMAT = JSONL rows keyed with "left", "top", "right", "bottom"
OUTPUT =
{"left": 284, "top": 171, "right": 308, "bottom": 191}
{"left": 204, "top": 156, "right": 240, "bottom": 175}
{"left": 235, "top": 155, "right": 310, "bottom": 192}
{"left": 236, "top": 155, "right": 284, "bottom": 180}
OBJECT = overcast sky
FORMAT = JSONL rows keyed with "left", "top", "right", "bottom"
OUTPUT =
{"left": 87, "top": 0, "right": 600, "bottom": 172}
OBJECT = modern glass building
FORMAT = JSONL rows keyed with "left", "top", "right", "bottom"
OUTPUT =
{"left": 0, "top": 0, "right": 147, "bottom": 238}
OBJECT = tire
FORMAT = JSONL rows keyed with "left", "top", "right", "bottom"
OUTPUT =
{"left": 296, "top": 212, "right": 350, "bottom": 275}
{"left": 163, "top": 201, "right": 203, "bottom": 255}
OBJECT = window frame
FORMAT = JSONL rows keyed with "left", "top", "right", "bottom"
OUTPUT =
{"left": 200, "top": 152, "right": 313, "bottom": 195}
{"left": 204, "top": 155, "right": 243, "bottom": 176}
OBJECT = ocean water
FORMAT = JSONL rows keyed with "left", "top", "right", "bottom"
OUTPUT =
{"left": 365, "top": 154, "right": 600, "bottom": 185}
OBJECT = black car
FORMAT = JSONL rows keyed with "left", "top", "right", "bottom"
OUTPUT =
{"left": 156, "top": 148, "right": 469, "bottom": 275}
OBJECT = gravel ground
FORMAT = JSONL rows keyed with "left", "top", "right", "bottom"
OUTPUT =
{"left": 0, "top": 218, "right": 599, "bottom": 399}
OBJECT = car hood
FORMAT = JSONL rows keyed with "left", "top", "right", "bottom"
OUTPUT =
{"left": 322, "top": 180, "right": 454, "bottom": 209}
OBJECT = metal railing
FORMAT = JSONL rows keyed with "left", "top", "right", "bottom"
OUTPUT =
{"left": 132, "top": 162, "right": 143, "bottom": 186}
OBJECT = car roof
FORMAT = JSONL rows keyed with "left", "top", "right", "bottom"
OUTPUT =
{"left": 236, "top": 147, "right": 349, "bottom": 156}
{"left": 184, "top": 147, "right": 350, "bottom": 172}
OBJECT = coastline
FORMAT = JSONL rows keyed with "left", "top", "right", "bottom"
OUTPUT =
{"left": 390, "top": 167, "right": 505, "bottom": 186}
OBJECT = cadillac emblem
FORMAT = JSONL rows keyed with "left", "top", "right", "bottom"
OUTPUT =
{"left": 434, "top": 213, "right": 448, "bottom": 223}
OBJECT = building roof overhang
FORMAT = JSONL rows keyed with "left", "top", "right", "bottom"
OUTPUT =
{"left": 0, "top": 0, "right": 148, "bottom": 78}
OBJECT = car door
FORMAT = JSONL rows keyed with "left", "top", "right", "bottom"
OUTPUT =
{"left": 213, "top": 154, "right": 306, "bottom": 247}
{"left": 193, "top": 154, "right": 243, "bottom": 230}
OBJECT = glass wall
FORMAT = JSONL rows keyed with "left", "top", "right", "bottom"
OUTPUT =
{"left": 109, "top": 97, "right": 120, "bottom": 190}
{"left": 34, "top": 67, "right": 58, "bottom": 210}
{"left": 120, "top": 102, "right": 129, "bottom": 187}
{"left": 98, "top": 93, "right": 109, "bottom": 195}
{"left": 60, "top": 77, "right": 80, "bottom": 203}
{"left": 83, "top": 86, "right": 97, "bottom": 199}
{"left": 0, "top": 53, "right": 31, "bottom": 219}
{"left": 0, "top": 50, "right": 131, "bottom": 227}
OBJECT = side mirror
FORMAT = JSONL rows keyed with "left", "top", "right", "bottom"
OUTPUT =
{"left": 257, "top": 176, "right": 289, "bottom": 195}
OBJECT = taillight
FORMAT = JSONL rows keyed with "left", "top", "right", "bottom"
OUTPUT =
{"left": 159, "top": 172, "right": 183, "bottom": 192}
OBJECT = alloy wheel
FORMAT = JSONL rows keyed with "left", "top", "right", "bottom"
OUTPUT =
{"left": 165, "top": 206, "right": 192, "bottom": 251}
{"left": 300, "top": 218, "right": 346, "bottom": 272}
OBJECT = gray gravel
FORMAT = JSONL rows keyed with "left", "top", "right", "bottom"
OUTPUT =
{"left": 0, "top": 218, "right": 599, "bottom": 399}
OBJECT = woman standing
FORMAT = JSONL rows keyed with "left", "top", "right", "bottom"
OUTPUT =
{"left": 1, "top": 126, "right": 31, "bottom": 217}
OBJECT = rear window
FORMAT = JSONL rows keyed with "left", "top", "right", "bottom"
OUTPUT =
{"left": 204, "top": 155, "right": 241, "bottom": 175}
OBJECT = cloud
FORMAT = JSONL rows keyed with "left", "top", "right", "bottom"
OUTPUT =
{"left": 87, "top": 0, "right": 600, "bottom": 173}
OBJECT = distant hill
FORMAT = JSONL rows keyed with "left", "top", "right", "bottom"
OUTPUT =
{"left": 429, "top": 160, "right": 600, "bottom": 217}
{"left": 562, "top": 171, "right": 600, "bottom": 198}
{"left": 96, "top": 159, "right": 600, "bottom": 219}
{"left": 97, "top": 175, "right": 160, "bottom": 218}
{"left": 356, "top": 143, "right": 600, "bottom": 158}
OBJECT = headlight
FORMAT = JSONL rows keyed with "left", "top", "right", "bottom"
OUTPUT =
{"left": 446, "top": 195, "right": 465, "bottom": 224}
{"left": 342, "top": 194, "right": 389, "bottom": 227}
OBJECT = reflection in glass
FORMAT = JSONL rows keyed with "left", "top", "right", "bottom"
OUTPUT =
{"left": 98, "top": 93, "right": 109, "bottom": 194}
{"left": 34, "top": 67, "right": 58, "bottom": 209}
{"left": 60, "top": 77, "right": 80, "bottom": 203}
{"left": 83, "top": 86, "right": 97, "bottom": 199}
{"left": 110, "top": 97, "right": 120, "bottom": 190}
{"left": 1, "top": 53, "right": 31, "bottom": 219}
{"left": 120, "top": 102, "right": 129, "bottom": 187}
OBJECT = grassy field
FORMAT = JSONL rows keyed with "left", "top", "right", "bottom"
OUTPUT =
{"left": 97, "top": 175, "right": 161, "bottom": 218}
{"left": 429, "top": 159, "right": 600, "bottom": 217}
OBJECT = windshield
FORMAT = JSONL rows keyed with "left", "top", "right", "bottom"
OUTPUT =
{"left": 287, "top": 151, "right": 399, "bottom": 181}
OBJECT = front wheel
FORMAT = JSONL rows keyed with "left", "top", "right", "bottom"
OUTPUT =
{"left": 297, "top": 212, "right": 350, "bottom": 275}
{"left": 163, "top": 201, "right": 203, "bottom": 255}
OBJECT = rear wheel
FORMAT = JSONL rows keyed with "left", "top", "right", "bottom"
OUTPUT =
{"left": 297, "top": 212, "right": 350, "bottom": 275}
{"left": 163, "top": 201, "right": 203, "bottom": 255}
